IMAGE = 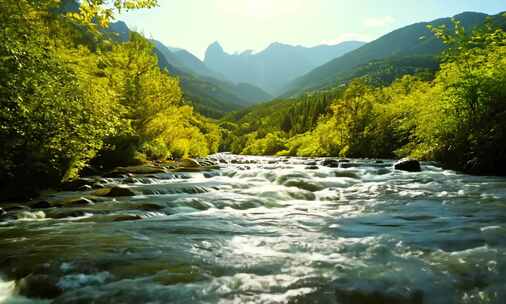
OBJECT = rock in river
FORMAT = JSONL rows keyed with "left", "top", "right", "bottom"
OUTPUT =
{"left": 321, "top": 159, "right": 340, "bottom": 168}
{"left": 394, "top": 158, "right": 421, "bottom": 172}
{"left": 95, "top": 186, "right": 137, "bottom": 197}
{"left": 179, "top": 158, "right": 201, "bottom": 168}
{"left": 17, "top": 274, "right": 63, "bottom": 299}
{"left": 335, "top": 287, "right": 423, "bottom": 304}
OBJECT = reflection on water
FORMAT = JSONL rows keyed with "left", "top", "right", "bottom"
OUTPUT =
{"left": 1, "top": 155, "right": 506, "bottom": 303}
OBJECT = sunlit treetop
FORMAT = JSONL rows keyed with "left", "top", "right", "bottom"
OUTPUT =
{"left": 67, "top": 0, "right": 158, "bottom": 27}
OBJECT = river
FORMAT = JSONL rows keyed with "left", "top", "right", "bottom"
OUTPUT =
{"left": 1, "top": 154, "right": 505, "bottom": 303}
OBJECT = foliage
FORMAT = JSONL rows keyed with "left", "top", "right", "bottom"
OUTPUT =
{"left": 0, "top": 0, "right": 220, "bottom": 200}
{"left": 223, "top": 16, "right": 506, "bottom": 175}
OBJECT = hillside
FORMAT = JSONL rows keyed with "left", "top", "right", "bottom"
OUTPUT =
{"left": 282, "top": 11, "right": 502, "bottom": 97}
{"left": 109, "top": 22, "right": 272, "bottom": 118}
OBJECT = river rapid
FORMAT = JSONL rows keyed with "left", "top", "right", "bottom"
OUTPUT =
{"left": 1, "top": 154, "right": 506, "bottom": 304}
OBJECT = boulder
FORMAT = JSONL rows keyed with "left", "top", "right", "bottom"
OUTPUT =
{"left": 64, "top": 197, "right": 95, "bottom": 207}
{"left": 60, "top": 179, "right": 92, "bottom": 191}
{"left": 31, "top": 201, "right": 51, "bottom": 209}
{"left": 321, "top": 159, "right": 340, "bottom": 168}
{"left": 113, "top": 215, "right": 143, "bottom": 222}
{"left": 284, "top": 179, "right": 325, "bottom": 192}
{"left": 79, "top": 185, "right": 93, "bottom": 191}
{"left": 305, "top": 165, "right": 319, "bottom": 170}
{"left": 335, "top": 287, "right": 423, "bottom": 304}
{"left": 394, "top": 158, "right": 421, "bottom": 172}
{"left": 179, "top": 158, "right": 201, "bottom": 168}
{"left": 94, "top": 187, "right": 136, "bottom": 197}
{"left": 137, "top": 203, "right": 164, "bottom": 211}
{"left": 17, "top": 274, "right": 63, "bottom": 299}
{"left": 104, "top": 187, "right": 136, "bottom": 197}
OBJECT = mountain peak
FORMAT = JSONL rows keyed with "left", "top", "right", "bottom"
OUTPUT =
{"left": 208, "top": 41, "right": 224, "bottom": 52}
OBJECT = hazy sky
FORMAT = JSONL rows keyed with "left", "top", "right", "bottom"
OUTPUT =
{"left": 119, "top": 0, "right": 505, "bottom": 59}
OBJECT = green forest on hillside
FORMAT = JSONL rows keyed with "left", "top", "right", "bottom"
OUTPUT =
{"left": 0, "top": 0, "right": 219, "bottom": 199}
{"left": 223, "top": 17, "right": 506, "bottom": 175}
{"left": 1, "top": 1, "right": 506, "bottom": 201}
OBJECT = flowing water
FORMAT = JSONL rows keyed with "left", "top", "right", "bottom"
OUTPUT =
{"left": 1, "top": 155, "right": 506, "bottom": 304}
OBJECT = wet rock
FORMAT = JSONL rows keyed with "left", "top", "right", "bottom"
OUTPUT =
{"left": 79, "top": 185, "right": 93, "bottom": 191}
{"left": 304, "top": 161, "right": 318, "bottom": 166}
{"left": 60, "top": 179, "right": 92, "bottom": 191}
{"left": 334, "top": 170, "right": 360, "bottom": 179}
{"left": 137, "top": 203, "right": 164, "bottom": 211}
{"left": 17, "top": 274, "right": 63, "bottom": 299}
{"left": 0, "top": 208, "right": 5, "bottom": 217}
{"left": 179, "top": 158, "right": 201, "bottom": 168}
{"left": 203, "top": 171, "right": 220, "bottom": 178}
{"left": 113, "top": 215, "right": 143, "bottom": 222}
{"left": 321, "top": 159, "right": 340, "bottom": 168}
{"left": 394, "top": 158, "right": 421, "bottom": 172}
{"left": 335, "top": 287, "right": 423, "bottom": 304}
{"left": 284, "top": 180, "right": 325, "bottom": 192}
{"left": 64, "top": 197, "right": 95, "bottom": 207}
{"left": 197, "top": 159, "right": 217, "bottom": 167}
{"left": 32, "top": 201, "right": 51, "bottom": 209}
{"left": 305, "top": 165, "right": 319, "bottom": 170}
{"left": 92, "top": 182, "right": 106, "bottom": 189}
{"left": 375, "top": 160, "right": 384, "bottom": 164}
{"left": 94, "top": 186, "right": 136, "bottom": 197}
{"left": 340, "top": 163, "right": 357, "bottom": 169}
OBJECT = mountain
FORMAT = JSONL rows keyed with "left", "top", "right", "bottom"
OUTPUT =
{"left": 204, "top": 41, "right": 365, "bottom": 95}
{"left": 108, "top": 22, "right": 272, "bottom": 118}
{"left": 282, "top": 12, "right": 504, "bottom": 97}
{"left": 151, "top": 39, "right": 224, "bottom": 80}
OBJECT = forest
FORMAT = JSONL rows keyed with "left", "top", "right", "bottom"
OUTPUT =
{"left": 222, "top": 17, "right": 506, "bottom": 176}
{"left": 0, "top": 0, "right": 219, "bottom": 200}
{"left": 1, "top": 0, "right": 506, "bottom": 201}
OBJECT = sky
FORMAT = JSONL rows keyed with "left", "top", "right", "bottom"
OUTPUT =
{"left": 119, "top": 0, "right": 506, "bottom": 59}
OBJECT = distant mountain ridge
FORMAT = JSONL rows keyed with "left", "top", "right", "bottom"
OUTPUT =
{"left": 282, "top": 11, "right": 506, "bottom": 97}
{"left": 204, "top": 40, "right": 365, "bottom": 95}
{"left": 107, "top": 21, "right": 272, "bottom": 118}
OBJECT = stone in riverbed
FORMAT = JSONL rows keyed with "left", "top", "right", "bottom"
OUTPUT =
{"left": 137, "top": 203, "right": 165, "bottom": 211}
{"left": 0, "top": 208, "right": 5, "bottom": 217}
{"left": 94, "top": 186, "right": 137, "bottom": 197}
{"left": 60, "top": 179, "right": 92, "bottom": 191}
{"left": 64, "top": 197, "right": 95, "bottom": 207}
{"left": 179, "top": 158, "right": 201, "bottom": 168}
{"left": 17, "top": 274, "right": 63, "bottom": 299}
{"left": 335, "top": 287, "right": 423, "bottom": 304}
{"left": 305, "top": 165, "right": 319, "bottom": 170}
{"left": 394, "top": 158, "right": 421, "bottom": 172}
{"left": 113, "top": 215, "right": 143, "bottom": 222}
{"left": 321, "top": 159, "right": 340, "bottom": 168}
